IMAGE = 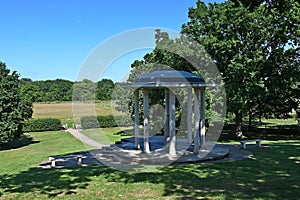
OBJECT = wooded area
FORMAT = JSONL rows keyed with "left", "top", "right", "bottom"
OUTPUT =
{"left": 20, "top": 77, "right": 115, "bottom": 102}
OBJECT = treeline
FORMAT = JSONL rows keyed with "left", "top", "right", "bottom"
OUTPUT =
{"left": 20, "top": 78, "right": 115, "bottom": 102}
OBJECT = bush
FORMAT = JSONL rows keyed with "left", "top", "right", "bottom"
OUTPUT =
{"left": 23, "top": 118, "right": 61, "bottom": 132}
{"left": 81, "top": 116, "right": 100, "bottom": 129}
{"left": 113, "top": 115, "right": 133, "bottom": 127}
{"left": 97, "top": 115, "right": 132, "bottom": 128}
{"left": 80, "top": 115, "right": 133, "bottom": 129}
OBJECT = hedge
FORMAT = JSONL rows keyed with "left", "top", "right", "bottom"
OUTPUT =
{"left": 80, "top": 115, "right": 133, "bottom": 129}
{"left": 81, "top": 116, "right": 100, "bottom": 129}
{"left": 23, "top": 118, "right": 62, "bottom": 132}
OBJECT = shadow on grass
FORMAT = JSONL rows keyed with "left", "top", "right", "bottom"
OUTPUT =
{"left": 1, "top": 141, "right": 299, "bottom": 199}
{"left": 0, "top": 165, "right": 112, "bottom": 197}
{"left": 0, "top": 134, "right": 39, "bottom": 151}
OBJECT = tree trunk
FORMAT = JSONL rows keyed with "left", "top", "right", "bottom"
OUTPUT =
{"left": 235, "top": 111, "right": 243, "bottom": 138}
{"left": 248, "top": 109, "right": 252, "bottom": 131}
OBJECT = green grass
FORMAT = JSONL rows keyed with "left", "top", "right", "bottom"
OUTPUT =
{"left": 80, "top": 127, "right": 133, "bottom": 145}
{"left": 1, "top": 130, "right": 300, "bottom": 199}
{"left": 0, "top": 131, "right": 87, "bottom": 174}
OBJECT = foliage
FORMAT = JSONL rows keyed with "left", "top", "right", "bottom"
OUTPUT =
{"left": 181, "top": 0, "right": 300, "bottom": 137}
{"left": 81, "top": 115, "right": 132, "bottom": 129}
{"left": 96, "top": 79, "right": 115, "bottom": 100}
{"left": 20, "top": 83, "right": 43, "bottom": 102}
{"left": 72, "top": 79, "right": 97, "bottom": 102}
{"left": 20, "top": 78, "right": 116, "bottom": 103}
{"left": 98, "top": 115, "right": 117, "bottom": 128}
{"left": 80, "top": 116, "right": 100, "bottom": 129}
{"left": 121, "top": 29, "right": 226, "bottom": 134}
{"left": 0, "top": 62, "right": 33, "bottom": 146}
{"left": 23, "top": 118, "right": 62, "bottom": 132}
{"left": 27, "top": 79, "right": 74, "bottom": 102}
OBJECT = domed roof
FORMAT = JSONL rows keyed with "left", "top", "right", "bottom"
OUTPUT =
{"left": 134, "top": 70, "right": 205, "bottom": 84}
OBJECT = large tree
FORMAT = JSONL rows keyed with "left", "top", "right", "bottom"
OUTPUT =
{"left": 96, "top": 79, "right": 115, "bottom": 101}
{"left": 0, "top": 62, "right": 33, "bottom": 146}
{"left": 121, "top": 29, "right": 226, "bottom": 132}
{"left": 32, "top": 79, "right": 73, "bottom": 102}
{"left": 182, "top": 0, "right": 300, "bottom": 137}
{"left": 72, "top": 79, "right": 97, "bottom": 102}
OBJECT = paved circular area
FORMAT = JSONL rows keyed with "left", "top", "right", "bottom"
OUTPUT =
{"left": 38, "top": 129, "right": 254, "bottom": 170}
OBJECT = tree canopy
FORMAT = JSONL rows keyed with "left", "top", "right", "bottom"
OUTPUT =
{"left": 124, "top": 0, "right": 299, "bottom": 138}
{"left": 182, "top": 0, "right": 300, "bottom": 136}
{"left": 96, "top": 79, "right": 115, "bottom": 101}
{"left": 0, "top": 62, "right": 33, "bottom": 146}
{"left": 19, "top": 78, "right": 115, "bottom": 102}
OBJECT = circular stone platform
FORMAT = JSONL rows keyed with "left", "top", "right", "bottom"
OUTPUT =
{"left": 102, "top": 136, "right": 229, "bottom": 165}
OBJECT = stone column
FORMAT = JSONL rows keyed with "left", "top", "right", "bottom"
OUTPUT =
{"left": 200, "top": 88, "right": 206, "bottom": 147}
{"left": 193, "top": 88, "right": 200, "bottom": 154}
{"left": 187, "top": 87, "right": 193, "bottom": 144}
{"left": 134, "top": 89, "right": 140, "bottom": 149}
{"left": 164, "top": 88, "right": 170, "bottom": 145}
{"left": 143, "top": 89, "right": 150, "bottom": 153}
{"left": 169, "top": 89, "right": 176, "bottom": 156}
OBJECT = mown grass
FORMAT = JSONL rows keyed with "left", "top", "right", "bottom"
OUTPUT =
{"left": 3, "top": 104, "right": 299, "bottom": 199}
{"left": 81, "top": 127, "right": 133, "bottom": 145}
{"left": 1, "top": 130, "right": 300, "bottom": 199}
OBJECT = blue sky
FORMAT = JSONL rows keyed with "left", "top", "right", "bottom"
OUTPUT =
{"left": 0, "top": 0, "right": 223, "bottom": 82}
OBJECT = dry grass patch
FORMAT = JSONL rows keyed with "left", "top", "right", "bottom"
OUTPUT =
{"left": 33, "top": 101, "right": 124, "bottom": 124}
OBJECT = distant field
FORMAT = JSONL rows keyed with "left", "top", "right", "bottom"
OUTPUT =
{"left": 33, "top": 101, "right": 124, "bottom": 124}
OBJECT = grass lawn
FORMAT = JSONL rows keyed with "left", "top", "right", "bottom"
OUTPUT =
{"left": 1, "top": 130, "right": 300, "bottom": 199}
{"left": 80, "top": 127, "right": 133, "bottom": 145}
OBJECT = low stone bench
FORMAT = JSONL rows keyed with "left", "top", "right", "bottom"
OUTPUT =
{"left": 240, "top": 139, "right": 261, "bottom": 149}
{"left": 49, "top": 155, "right": 84, "bottom": 168}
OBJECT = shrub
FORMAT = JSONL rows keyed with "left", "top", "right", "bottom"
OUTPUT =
{"left": 80, "top": 115, "right": 133, "bottom": 129}
{"left": 97, "top": 115, "right": 132, "bottom": 128}
{"left": 23, "top": 118, "right": 61, "bottom": 132}
{"left": 97, "top": 115, "right": 116, "bottom": 127}
{"left": 81, "top": 116, "right": 100, "bottom": 129}
{"left": 113, "top": 115, "right": 133, "bottom": 127}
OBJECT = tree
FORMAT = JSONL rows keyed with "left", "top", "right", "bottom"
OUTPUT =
{"left": 0, "top": 62, "right": 33, "bottom": 146}
{"left": 20, "top": 83, "right": 42, "bottom": 103}
{"left": 121, "top": 29, "right": 226, "bottom": 132}
{"left": 32, "top": 79, "right": 73, "bottom": 102}
{"left": 72, "top": 79, "right": 96, "bottom": 102}
{"left": 182, "top": 0, "right": 300, "bottom": 137}
{"left": 96, "top": 79, "right": 115, "bottom": 101}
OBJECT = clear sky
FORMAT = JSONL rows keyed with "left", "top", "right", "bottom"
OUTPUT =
{"left": 0, "top": 0, "right": 223, "bottom": 82}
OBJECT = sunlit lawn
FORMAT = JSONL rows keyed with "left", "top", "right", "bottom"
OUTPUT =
{"left": 2, "top": 104, "right": 299, "bottom": 199}
{"left": 1, "top": 129, "right": 300, "bottom": 199}
{"left": 81, "top": 127, "right": 133, "bottom": 145}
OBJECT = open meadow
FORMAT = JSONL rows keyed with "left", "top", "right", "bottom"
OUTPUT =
{"left": 33, "top": 101, "right": 123, "bottom": 125}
